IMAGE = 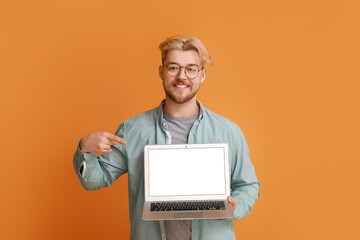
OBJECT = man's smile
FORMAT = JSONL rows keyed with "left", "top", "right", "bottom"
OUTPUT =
{"left": 174, "top": 83, "right": 189, "bottom": 89}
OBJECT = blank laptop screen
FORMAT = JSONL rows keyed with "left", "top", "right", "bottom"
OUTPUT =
{"left": 148, "top": 147, "right": 226, "bottom": 197}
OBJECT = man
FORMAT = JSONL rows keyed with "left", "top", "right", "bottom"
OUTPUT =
{"left": 73, "top": 35, "right": 260, "bottom": 240}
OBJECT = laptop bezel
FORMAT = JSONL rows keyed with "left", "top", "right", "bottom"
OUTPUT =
{"left": 144, "top": 143, "right": 230, "bottom": 202}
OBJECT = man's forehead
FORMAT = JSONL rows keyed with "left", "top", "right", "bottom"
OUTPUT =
{"left": 164, "top": 49, "right": 201, "bottom": 66}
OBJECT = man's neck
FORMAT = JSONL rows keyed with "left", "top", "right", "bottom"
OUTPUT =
{"left": 163, "top": 97, "right": 199, "bottom": 118}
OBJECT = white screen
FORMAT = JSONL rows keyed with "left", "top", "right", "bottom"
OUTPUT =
{"left": 148, "top": 147, "right": 226, "bottom": 196}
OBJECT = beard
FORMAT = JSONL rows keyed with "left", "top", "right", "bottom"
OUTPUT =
{"left": 163, "top": 82, "right": 200, "bottom": 104}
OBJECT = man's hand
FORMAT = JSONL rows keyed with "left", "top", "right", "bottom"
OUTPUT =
{"left": 227, "top": 196, "right": 237, "bottom": 211}
{"left": 79, "top": 131, "right": 127, "bottom": 154}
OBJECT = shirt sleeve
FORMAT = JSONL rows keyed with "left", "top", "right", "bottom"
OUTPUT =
{"left": 73, "top": 122, "right": 128, "bottom": 191}
{"left": 228, "top": 124, "right": 260, "bottom": 220}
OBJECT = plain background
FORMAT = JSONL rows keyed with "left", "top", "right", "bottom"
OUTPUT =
{"left": 1, "top": 0, "right": 359, "bottom": 239}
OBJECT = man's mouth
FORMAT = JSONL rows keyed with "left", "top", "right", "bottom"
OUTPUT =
{"left": 174, "top": 84, "right": 189, "bottom": 89}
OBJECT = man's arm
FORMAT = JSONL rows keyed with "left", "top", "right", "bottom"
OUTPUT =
{"left": 229, "top": 124, "right": 260, "bottom": 220}
{"left": 73, "top": 124, "right": 128, "bottom": 191}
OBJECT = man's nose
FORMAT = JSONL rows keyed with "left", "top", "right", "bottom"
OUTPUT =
{"left": 177, "top": 67, "right": 187, "bottom": 79}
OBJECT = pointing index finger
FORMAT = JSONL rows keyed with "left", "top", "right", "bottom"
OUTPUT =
{"left": 111, "top": 134, "right": 127, "bottom": 145}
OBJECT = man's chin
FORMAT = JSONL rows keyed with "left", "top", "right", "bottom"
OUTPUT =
{"left": 167, "top": 94, "right": 195, "bottom": 105}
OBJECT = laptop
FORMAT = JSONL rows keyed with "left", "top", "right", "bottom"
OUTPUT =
{"left": 142, "top": 143, "right": 234, "bottom": 220}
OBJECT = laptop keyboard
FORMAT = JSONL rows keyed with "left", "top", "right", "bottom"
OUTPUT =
{"left": 150, "top": 201, "right": 225, "bottom": 211}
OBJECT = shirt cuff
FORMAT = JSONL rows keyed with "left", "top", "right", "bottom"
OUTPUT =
{"left": 76, "top": 142, "right": 95, "bottom": 178}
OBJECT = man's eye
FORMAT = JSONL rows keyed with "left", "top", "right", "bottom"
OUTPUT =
{"left": 187, "top": 67, "right": 197, "bottom": 73}
{"left": 168, "top": 66, "right": 179, "bottom": 71}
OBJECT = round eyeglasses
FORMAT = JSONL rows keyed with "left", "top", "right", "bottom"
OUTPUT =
{"left": 164, "top": 63, "right": 203, "bottom": 79}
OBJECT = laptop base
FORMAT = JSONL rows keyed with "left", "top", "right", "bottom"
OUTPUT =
{"left": 142, "top": 201, "right": 234, "bottom": 220}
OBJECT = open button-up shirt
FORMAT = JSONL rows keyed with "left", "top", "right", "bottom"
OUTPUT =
{"left": 73, "top": 100, "right": 260, "bottom": 240}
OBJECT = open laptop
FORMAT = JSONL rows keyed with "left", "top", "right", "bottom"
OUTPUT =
{"left": 142, "top": 143, "right": 234, "bottom": 220}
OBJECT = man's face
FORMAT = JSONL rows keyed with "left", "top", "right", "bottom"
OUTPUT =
{"left": 159, "top": 49, "right": 206, "bottom": 104}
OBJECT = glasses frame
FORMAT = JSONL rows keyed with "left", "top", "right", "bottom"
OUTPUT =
{"left": 163, "top": 63, "right": 204, "bottom": 79}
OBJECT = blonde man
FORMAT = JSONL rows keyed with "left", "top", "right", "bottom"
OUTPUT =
{"left": 74, "top": 35, "right": 259, "bottom": 240}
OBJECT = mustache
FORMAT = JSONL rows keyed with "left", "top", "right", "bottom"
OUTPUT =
{"left": 174, "top": 80, "right": 190, "bottom": 85}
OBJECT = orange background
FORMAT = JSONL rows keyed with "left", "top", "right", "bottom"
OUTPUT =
{"left": 1, "top": 0, "right": 359, "bottom": 239}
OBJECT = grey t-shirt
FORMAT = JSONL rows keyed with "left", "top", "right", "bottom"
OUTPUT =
{"left": 163, "top": 111, "right": 199, "bottom": 240}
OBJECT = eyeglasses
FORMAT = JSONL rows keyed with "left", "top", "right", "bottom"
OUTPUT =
{"left": 164, "top": 63, "right": 203, "bottom": 79}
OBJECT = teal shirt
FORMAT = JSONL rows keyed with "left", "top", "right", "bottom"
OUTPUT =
{"left": 73, "top": 100, "right": 260, "bottom": 240}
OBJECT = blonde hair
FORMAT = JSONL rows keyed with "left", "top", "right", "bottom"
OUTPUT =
{"left": 159, "top": 35, "right": 213, "bottom": 66}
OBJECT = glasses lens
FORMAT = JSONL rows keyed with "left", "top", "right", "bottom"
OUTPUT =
{"left": 185, "top": 66, "right": 199, "bottom": 78}
{"left": 166, "top": 64, "right": 180, "bottom": 76}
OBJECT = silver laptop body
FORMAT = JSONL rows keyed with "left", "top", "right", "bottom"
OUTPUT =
{"left": 142, "top": 143, "right": 234, "bottom": 220}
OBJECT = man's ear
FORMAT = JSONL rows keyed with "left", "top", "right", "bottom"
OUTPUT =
{"left": 159, "top": 65, "right": 164, "bottom": 80}
{"left": 200, "top": 68, "right": 207, "bottom": 83}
